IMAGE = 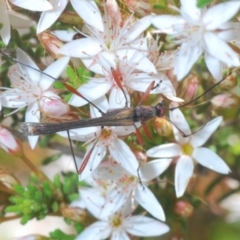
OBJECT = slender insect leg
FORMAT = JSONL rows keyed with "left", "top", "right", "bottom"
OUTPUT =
{"left": 132, "top": 123, "right": 145, "bottom": 189}
{"left": 67, "top": 130, "right": 79, "bottom": 172}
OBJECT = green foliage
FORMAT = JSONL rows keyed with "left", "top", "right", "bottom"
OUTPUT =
{"left": 5, "top": 172, "right": 79, "bottom": 225}
{"left": 197, "top": 0, "right": 213, "bottom": 8}
{"left": 49, "top": 229, "right": 75, "bottom": 240}
{"left": 65, "top": 66, "right": 90, "bottom": 100}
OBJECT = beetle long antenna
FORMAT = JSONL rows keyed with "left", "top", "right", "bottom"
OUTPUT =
{"left": 167, "top": 75, "right": 230, "bottom": 111}
{"left": 164, "top": 116, "right": 206, "bottom": 137}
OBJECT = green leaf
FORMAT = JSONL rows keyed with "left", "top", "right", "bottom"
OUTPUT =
{"left": 42, "top": 153, "right": 62, "bottom": 165}
{"left": 21, "top": 214, "right": 32, "bottom": 225}
{"left": 52, "top": 201, "right": 59, "bottom": 212}
{"left": 53, "top": 174, "right": 62, "bottom": 189}
{"left": 197, "top": 0, "right": 213, "bottom": 8}
{"left": 14, "top": 185, "right": 24, "bottom": 194}
{"left": 50, "top": 229, "right": 75, "bottom": 240}
{"left": 53, "top": 81, "right": 65, "bottom": 89}
{"left": 74, "top": 222, "right": 85, "bottom": 234}
{"left": 66, "top": 66, "right": 77, "bottom": 83}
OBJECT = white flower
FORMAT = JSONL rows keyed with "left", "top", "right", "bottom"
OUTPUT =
{"left": 147, "top": 108, "right": 230, "bottom": 197}
{"left": 58, "top": 96, "right": 139, "bottom": 180}
{"left": 68, "top": 57, "right": 182, "bottom": 108}
{"left": 81, "top": 159, "right": 171, "bottom": 221}
{"left": 0, "top": 48, "right": 69, "bottom": 149}
{"left": 76, "top": 188, "right": 169, "bottom": 240}
{"left": 0, "top": 1, "right": 36, "bottom": 45}
{"left": 59, "top": 0, "right": 154, "bottom": 75}
{"left": 152, "top": 0, "right": 240, "bottom": 80}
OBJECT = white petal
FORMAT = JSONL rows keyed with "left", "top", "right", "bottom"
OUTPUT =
{"left": 52, "top": 30, "right": 77, "bottom": 42}
{"left": 80, "top": 57, "right": 105, "bottom": 75}
{"left": 68, "top": 79, "right": 112, "bottom": 107}
{"left": 128, "top": 73, "right": 175, "bottom": 95}
{"left": 180, "top": 0, "right": 201, "bottom": 22}
{"left": 203, "top": 2, "right": 240, "bottom": 30}
{"left": 125, "top": 216, "right": 169, "bottom": 236}
{"left": 116, "top": 49, "right": 157, "bottom": 73}
{"left": 140, "top": 159, "right": 172, "bottom": 182}
{"left": 136, "top": 185, "right": 165, "bottom": 221}
{"left": 59, "top": 38, "right": 102, "bottom": 58}
{"left": 97, "top": 51, "right": 117, "bottom": 71}
{"left": 191, "top": 116, "right": 222, "bottom": 147}
{"left": 203, "top": 32, "right": 240, "bottom": 67}
{"left": 164, "top": 93, "right": 184, "bottom": 102}
{"left": 169, "top": 107, "right": 191, "bottom": 144}
{"left": 71, "top": 0, "right": 104, "bottom": 32}
{"left": 79, "top": 143, "right": 107, "bottom": 180}
{"left": 10, "top": 0, "right": 53, "bottom": 11}
{"left": 75, "top": 221, "right": 110, "bottom": 240}
{"left": 111, "top": 230, "right": 129, "bottom": 240}
{"left": 152, "top": 15, "right": 184, "bottom": 34}
{"left": 9, "top": 10, "right": 36, "bottom": 29}
{"left": 125, "top": 15, "right": 152, "bottom": 42}
{"left": 100, "top": 188, "right": 131, "bottom": 219}
{"left": 0, "top": 2, "right": 10, "bottom": 45}
{"left": 175, "top": 155, "right": 194, "bottom": 198}
{"left": 25, "top": 102, "right": 40, "bottom": 149}
{"left": 109, "top": 87, "right": 130, "bottom": 109}
{"left": 109, "top": 138, "right": 139, "bottom": 177}
{"left": 37, "top": 0, "right": 67, "bottom": 34}
{"left": 90, "top": 96, "right": 109, "bottom": 118}
{"left": 218, "top": 22, "right": 240, "bottom": 41}
{"left": 113, "top": 126, "right": 136, "bottom": 136}
{"left": 174, "top": 42, "right": 202, "bottom": 80}
{"left": 16, "top": 48, "right": 41, "bottom": 82}
{"left": 204, "top": 53, "right": 223, "bottom": 81}
{"left": 193, "top": 147, "right": 230, "bottom": 174}
{"left": 40, "top": 56, "right": 70, "bottom": 91}
{"left": 147, "top": 143, "right": 181, "bottom": 158}
{"left": 79, "top": 188, "right": 105, "bottom": 218}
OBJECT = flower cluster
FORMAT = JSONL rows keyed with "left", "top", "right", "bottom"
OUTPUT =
{"left": 0, "top": 0, "right": 240, "bottom": 239}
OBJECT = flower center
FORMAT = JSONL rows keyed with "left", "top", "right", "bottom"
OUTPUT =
{"left": 110, "top": 213, "right": 123, "bottom": 228}
{"left": 182, "top": 143, "right": 193, "bottom": 156}
{"left": 101, "top": 129, "right": 112, "bottom": 139}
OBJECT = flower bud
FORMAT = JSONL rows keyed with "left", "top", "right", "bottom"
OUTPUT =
{"left": 133, "top": 149, "right": 147, "bottom": 163}
{"left": 154, "top": 117, "right": 172, "bottom": 137}
{"left": 61, "top": 206, "right": 86, "bottom": 222}
{"left": 0, "top": 167, "right": 19, "bottom": 190}
{"left": 59, "top": 11, "right": 83, "bottom": 25}
{"left": 211, "top": 93, "right": 239, "bottom": 108}
{"left": 125, "top": 0, "right": 152, "bottom": 16}
{"left": 38, "top": 31, "right": 64, "bottom": 59}
{"left": 174, "top": 200, "right": 193, "bottom": 218}
{"left": 180, "top": 75, "right": 199, "bottom": 102}
{"left": 41, "top": 96, "right": 70, "bottom": 117}
{"left": 0, "top": 126, "right": 22, "bottom": 155}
